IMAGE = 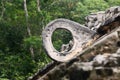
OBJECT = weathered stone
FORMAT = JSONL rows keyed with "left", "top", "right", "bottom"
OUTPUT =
{"left": 29, "top": 6, "right": 120, "bottom": 80}
{"left": 30, "top": 27, "right": 120, "bottom": 80}
{"left": 86, "top": 6, "right": 120, "bottom": 30}
{"left": 42, "top": 18, "right": 95, "bottom": 62}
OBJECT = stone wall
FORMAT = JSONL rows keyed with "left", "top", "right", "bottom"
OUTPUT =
{"left": 29, "top": 6, "right": 120, "bottom": 80}
{"left": 29, "top": 27, "right": 120, "bottom": 80}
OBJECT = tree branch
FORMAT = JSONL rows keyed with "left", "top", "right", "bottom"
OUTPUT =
{"left": 23, "top": 0, "right": 34, "bottom": 58}
{"left": 0, "top": 1, "right": 5, "bottom": 21}
{"left": 37, "top": 0, "right": 40, "bottom": 12}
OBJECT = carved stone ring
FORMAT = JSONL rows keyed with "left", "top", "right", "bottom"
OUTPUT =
{"left": 42, "top": 19, "right": 95, "bottom": 62}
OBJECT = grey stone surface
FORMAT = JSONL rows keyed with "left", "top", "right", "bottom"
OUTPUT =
{"left": 85, "top": 6, "right": 120, "bottom": 31}
{"left": 30, "top": 27, "right": 120, "bottom": 80}
{"left": 42, "top": 18, "right": 95, "bottom": 62}
{"left": 30, "top": 6, "right": 120, "bottom": 80}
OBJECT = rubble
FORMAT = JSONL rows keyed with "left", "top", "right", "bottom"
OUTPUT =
{"left": 85, "top": 6, "right": 120, "bottom": 31}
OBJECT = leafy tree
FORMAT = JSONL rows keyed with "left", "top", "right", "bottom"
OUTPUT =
{"left": 105, "top": 0, "right": 120, "bottom": 6}
{"left": 0, "top": 0, "right": 120, "bottom": 79}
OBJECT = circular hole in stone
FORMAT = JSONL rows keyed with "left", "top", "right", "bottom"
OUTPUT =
{"left": 52, "top": 28, "right": 73, "bottom": 52}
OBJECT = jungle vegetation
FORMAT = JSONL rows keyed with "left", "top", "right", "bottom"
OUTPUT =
{"left": 0, "top": 0, "right": 120, "bottom": 79}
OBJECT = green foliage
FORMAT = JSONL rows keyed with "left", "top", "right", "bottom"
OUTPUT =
{"left": 24, "top": 36, "right": 42, "bottom": 49}
{"left": 0, "top": 0, "right": 120, "bottom": 79}
{"left": 52, "top": 29, "right": 73, "bottom": 51}
{"left": 0, "top": 22, "right": 25, "bottom": 53}
{"left": 73, "top": 2, "right": 89, "bottom": 23}
{"left": 84, "top": 0, "right": 109, "bottom": 12}
{"left": 107, "top": 0, "right": 120, "bottom": 6}
{"left": 0, "top": 52, "right": 36, "bottom": 80}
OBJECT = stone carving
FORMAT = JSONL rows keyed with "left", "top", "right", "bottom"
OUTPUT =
{"left": 29, "top": 6, "right": 120, "bottom": 80}
{"left": 30, "top": 27, "right": 120, "bottom": 80}
{"left": 85, "top": 6, "right": 120, "bottom": 31}
{"left": 42, "top": 6, "right": 120, "bottom": 62}
{"left": 42, "top": 19, "right": 95, "bottom": 62}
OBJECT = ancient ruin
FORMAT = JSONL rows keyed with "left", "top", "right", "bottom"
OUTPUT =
{"left": 29, "top": 6, "right": 120, "bottom": 80}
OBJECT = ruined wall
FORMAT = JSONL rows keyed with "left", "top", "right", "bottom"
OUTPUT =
{"left": 29, "top": 27, "right": 120, "bottom": 80}
{"left": 29, "top": 6, "right": 120, "bottom": 80}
